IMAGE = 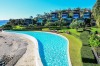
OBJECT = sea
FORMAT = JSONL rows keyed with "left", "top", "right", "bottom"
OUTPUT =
{"left": 0, "top": 20, "right": 8, "bottom": 26}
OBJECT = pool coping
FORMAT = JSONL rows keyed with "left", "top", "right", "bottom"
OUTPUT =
{"left": 34, "top": 31, "right": 72, "bottom": 66}
{"left": 20, "top": 34, "right": 43, "bottom": 66}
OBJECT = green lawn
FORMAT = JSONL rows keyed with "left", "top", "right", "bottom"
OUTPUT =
{"left": 42, "top": 28, "right": 81, "bottom": 37}
{"left": 91, "top": 27, "right": 100, "bottom": 33}
{"left": 60, "top": 33, "right": 83, "bottom": 66}
{"left": 62, "top": 29, "right": 80, "bottom": 35}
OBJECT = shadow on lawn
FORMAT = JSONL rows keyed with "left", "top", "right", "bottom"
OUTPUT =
{"left": 82, "top": 58, "right": 97, "bottom": 63}
{"left": 81, "top": 44, "right": 97, "bottom": 65}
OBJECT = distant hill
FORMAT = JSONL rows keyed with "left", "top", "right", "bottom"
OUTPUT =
{"left": 92, "top": 0, "right": 100, "bottom": 27}
{"left": 0, "top": 20, "right": 9, "bottom": 26}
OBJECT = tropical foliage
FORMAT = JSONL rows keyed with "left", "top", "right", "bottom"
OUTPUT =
{"left": 89, "top": 34, "right": 100, "bottom": 47}
{"left": 70, "top": 19, "right": 85, "bottom": 29}
{"left": 92, "top": 0, "right": 100, "bottom": 27}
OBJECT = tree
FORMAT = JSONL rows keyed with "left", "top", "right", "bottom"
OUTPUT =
{"left": 92, "top": 0, "right": 100, "bottom": 27}
{"left": 96, "top": 16, "right": 100, "bottom": 27}
{"left": 45, "top": 22, "right": 51, "bottom": 27}
{"left": 70, "top": 19, "right": 78, "bottom": 29}
{"left": 9, "top": 19, "right": 16, "bottom": 26}
{"left": 30, "top": 16, "right": 33, "bottom": 19}
{"left": 70, "top": 19, "right": 85, "bottom": 29}
{"left": 3, "top": 24, "right": 12, "bottom": 30}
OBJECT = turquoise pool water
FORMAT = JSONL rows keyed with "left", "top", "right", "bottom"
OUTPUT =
{"left": 8, "top": 31, "right": 69, "bottom": 66}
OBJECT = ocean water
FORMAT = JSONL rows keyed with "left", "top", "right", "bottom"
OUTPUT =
{"left": 7, "top": 31, "right": 69, "bottom": 66}
{"left": 0, "top": 20, "right": 8, "bottom": 26}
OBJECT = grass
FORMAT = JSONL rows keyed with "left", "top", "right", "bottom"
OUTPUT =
{"left": 13, "top": 25, "right": 25, "bottom": 30}
{"left": 91, "top": 27, "right": 100, "bottom": 33}
{"left": 43, "top": 27, "right": 81, "bottom": 36}
{"left": 60, "top": 28, "right": 81, "bottom": 38}
{"left": 60, "top": 33, "right": 83, "bottom": 66}
{"left": 42, "top": 28, "right": 50, "bottom": 31}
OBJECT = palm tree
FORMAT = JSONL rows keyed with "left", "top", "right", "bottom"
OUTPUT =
{"left": 30, "top": 16, "right": 33, "bottom": 19}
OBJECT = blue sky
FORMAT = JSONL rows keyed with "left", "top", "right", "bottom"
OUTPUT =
{"left": 0, "top": 0, "right": 96, "bottom": 20}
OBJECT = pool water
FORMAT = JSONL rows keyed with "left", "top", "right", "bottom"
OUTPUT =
{"left": 9, "top": 31, "right": 69, "bottom": 66}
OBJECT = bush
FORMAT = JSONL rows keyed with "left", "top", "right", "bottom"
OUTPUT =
{"left": 70, "top": 20, "right": 78, "bottom": 29}
{"left": 3, "top": 24, "right": 12, "bottom": 30}
{"left": 77, "top": 28, "right": 84, "bottom": 32}
{"left": 70, "top": 19, "right": 85, "bottom": 29}
{"left": 49, "top": 26, "right": 61, "bottom": 30}
{"left": 89, "top": 34, "right": 100, "bottom": 47}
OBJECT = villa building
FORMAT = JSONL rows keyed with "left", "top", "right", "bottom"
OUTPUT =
{"left": 61, "top": 11, "right": 72, "bottom": 26}
{"left": 73, "top": 9, "right": 80, "bottom": 19}
{"left": 10, "top": 9, "right": 94, "bottom": 27}
{"left": 62, "top": 12, "right": 69, "bottom": 19}
{"left": 37, "top": 18, "right": 44, "bottom": 26}
{"left": 24, "top": 19, "right": 33, "bottom": 26}
{"left": 51, "top": 12, "right": 59, "bottom": 22}
{"left": 83, "top": 11, "right": 91, "bottom": 19}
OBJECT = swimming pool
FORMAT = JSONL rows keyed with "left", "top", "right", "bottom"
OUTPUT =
{"left": 8, "top": 31, "right": 70, "bottom": 66}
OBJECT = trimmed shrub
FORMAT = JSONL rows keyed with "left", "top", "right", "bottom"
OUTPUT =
{"left": 80, "top": 31, "right": 90, "bottom": 45}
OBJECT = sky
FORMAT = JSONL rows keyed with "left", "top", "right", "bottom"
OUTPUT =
{"left": 0, "top": 0, "right": 96, "bottom": 20}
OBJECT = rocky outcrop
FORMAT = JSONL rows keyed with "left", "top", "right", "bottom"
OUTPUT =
{"left": 0, "top": 32, "right": 28, "bottom": 66}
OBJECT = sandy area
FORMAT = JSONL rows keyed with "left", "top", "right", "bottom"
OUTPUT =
{"left": 0, "top": 32, "right": 43, "bottom": 66}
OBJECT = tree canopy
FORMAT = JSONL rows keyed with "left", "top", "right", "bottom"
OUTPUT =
{"left": 92, "top": 0, "right": 100, "bottom": 27}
